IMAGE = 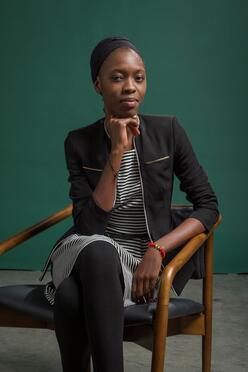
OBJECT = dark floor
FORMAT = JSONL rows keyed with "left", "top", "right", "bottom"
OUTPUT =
{"left": 0, "top": 271, "right": 247, "bottom": 372}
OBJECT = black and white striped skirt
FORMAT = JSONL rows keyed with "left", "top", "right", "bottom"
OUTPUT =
{"left": 44, "top": 232, "right": 162, "bottom": 307}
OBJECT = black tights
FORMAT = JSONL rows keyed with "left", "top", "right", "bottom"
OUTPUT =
{"left": 53, "top": 240, "right": 125, "bottom": 372}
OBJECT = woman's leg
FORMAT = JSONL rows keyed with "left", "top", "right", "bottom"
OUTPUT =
{"left": 53, "top": 273, "right": 91, "bottom": 372}
{"left": 73, "top": 240, "right": 125, "bottom": 372}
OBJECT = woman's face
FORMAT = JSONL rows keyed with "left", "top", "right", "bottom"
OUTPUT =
{"left": 94, "top": 47, "right": 147, "bottom": 118}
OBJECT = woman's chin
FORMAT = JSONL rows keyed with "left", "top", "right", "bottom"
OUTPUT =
{"left": 117, "top": 107, "right": 139, "bottom": 118}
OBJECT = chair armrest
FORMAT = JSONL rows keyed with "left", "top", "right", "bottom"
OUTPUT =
{"left": 0, "top": 205, "right": 72, "bottom": 256}
{"left": 157, "top": 214, "right": 222, "bottom": 306}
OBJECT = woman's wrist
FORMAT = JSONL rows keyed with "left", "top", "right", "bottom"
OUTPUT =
{"left": 110, "top": 147, "right": 124, "bottom": 156}
{"left": 147, "top": 242, "right": 166, "bottom": 258}
{"left": 108, "top": 157, "right": 119, "bottom": 179}
{"left": 108, "top": 150, "right": 123, "bottom": 179}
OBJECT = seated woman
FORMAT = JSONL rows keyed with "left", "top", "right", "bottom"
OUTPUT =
{"left": 41, "top": 36, "right": 219, "bottom": 372}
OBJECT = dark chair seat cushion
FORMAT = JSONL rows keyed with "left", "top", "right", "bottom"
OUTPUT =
{"left": 0, "top": 285, "right": 54, "bottom": 323}
{"left": 0, "top": 285, "right": 204, "bottom": 326}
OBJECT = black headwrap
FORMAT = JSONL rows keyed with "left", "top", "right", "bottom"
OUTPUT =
{"left": 90, "top": 36, "right": 142, "bottom": 83}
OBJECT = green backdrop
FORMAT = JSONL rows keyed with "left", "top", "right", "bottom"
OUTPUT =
{"left": 0, "top": 0, "right": 247, "bottom": 273}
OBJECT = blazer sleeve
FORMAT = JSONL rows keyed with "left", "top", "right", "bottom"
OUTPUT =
{"left": 172, "top": 116, "right": 219, "bottom": 232}
{"left": 64, "top": 132, "right": 111, "bottom": 235}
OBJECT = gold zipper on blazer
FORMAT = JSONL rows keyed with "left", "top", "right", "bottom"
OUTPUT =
{"left": 144, "top": 155, "right": 170, "bottom": 164}
{"left": 82, "top": 166, "right": 103, "bottom": 172}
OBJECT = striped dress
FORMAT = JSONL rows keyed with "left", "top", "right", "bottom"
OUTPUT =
{"left": 45, "top": 148, "right": 163, "bottom": 307}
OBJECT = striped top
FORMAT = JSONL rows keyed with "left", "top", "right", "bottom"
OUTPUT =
{"left": 105, "top": 148, "right": 149, "bottom": 260}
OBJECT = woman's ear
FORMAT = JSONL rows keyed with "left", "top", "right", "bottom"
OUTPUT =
{"left": 94, "top": 78, "right": 102, "bottom": 96}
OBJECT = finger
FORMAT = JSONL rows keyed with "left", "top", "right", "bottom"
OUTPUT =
{"left": 131, "top": 277, "right": 137, "bottom": 302}
{"left": 127, "top": 122, "right": 140, "bottom": 132}
{"left": 145, "top": 280, "right": 154, "bottom": 302}
{"left": 127, "top": 122, "right": 140, "bottom": 136}
{"left": 149, "top": 277, "right": 157, "bottom": 292}
{"left": 124, "top": 116, "right": 139, "bottom": 126}
{"left": 146, "top": 287, "right": 155, "bottom": 303}
{"left": 143, "top": 278, "right": 150, "bottom": 295}
{"left": 149, "top": 288, "right": 155, "bottom": 302}
{"left": 136, "top": 277, "right": 146, "bottom": 299}
{"left": 132, "top": 114, "right": 140, "bottom": 122}
{"left": 146, "top": 291, "right": 152, "bottom": 303}
{"left": 133, "top": 127, "right": 140, "bottom": 136}
{"left": 126, "top": 116, "right": 139, "bottom": 125}
{"left": 127, "top": 125, "right": 140, "bottom": 137}
{"left": 108, "top": 116, "right": 139, "bottom": 134}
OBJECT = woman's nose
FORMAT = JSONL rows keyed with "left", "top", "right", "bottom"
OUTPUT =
{"left": 122, "top": 78, "right": 136, "bottom": 93}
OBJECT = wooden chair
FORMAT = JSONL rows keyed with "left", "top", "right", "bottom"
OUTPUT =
{"left": 0, "top": 205, "right": 221, "bottom": 372}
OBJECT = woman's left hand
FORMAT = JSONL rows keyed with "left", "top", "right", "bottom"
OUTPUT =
{"left": 131, "top": 248, "right": 163, "bottom": 303}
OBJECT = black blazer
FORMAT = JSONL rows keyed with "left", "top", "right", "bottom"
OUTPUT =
{"left": 40, "top": 114, "right": 219, "bottom": 293}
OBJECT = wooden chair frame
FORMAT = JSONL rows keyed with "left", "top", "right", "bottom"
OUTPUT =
{"left": 0, "top": 204, "right": 221, "bottom": 372}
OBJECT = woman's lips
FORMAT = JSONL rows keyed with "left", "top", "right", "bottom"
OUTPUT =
{"left": 120, "top": 100, "right": 138, "bottom": 108}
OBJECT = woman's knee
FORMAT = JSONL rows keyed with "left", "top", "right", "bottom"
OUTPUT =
{"left": 73, "top": 240, "right": 125, "bottom": 296}
{"left": 75, "top": 240, "right": 120, "bottom": 269}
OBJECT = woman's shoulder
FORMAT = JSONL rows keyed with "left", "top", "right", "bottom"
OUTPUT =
{"left": 64, "top": 117, "right": 106, "bottom": 153}
{"left": 66, "top": 117, "right": 105, "bottom": 139}
{"left": 139, "top": 113, "right": 184, "bottom": 134}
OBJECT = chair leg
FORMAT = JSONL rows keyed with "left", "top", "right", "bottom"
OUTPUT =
{"left": 202, "top": 321, "right": 212, "bottom": 372}
{"left": 202, "top": 233, "right": 214, "bottom": 372}
{"left": 151, "top": 304, "right": 169, "bottom": 372}
{"left": 202, "top": 291, "right": 213, "bottom": 371}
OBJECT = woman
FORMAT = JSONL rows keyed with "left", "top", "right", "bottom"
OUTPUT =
{"left": 41, "top": 37, "right": 219, "bottom": 371}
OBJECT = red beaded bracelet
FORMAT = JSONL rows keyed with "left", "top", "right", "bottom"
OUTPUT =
{"left": 147, "top": 242, "right": 166, "bottom": 258}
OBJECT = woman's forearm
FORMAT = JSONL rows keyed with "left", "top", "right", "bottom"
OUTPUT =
{"left": 92, "top": 149, "right": 124, "bottom": 212}
{"left": 155, "top": 218, "right": 205, "bottom": 253}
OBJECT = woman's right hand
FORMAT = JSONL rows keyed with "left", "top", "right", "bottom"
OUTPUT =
{"left": 105, "top": 113, "right": 140, "bottom": 152}
{"left": 92, "top": 111, "right": 140, "bottom": 212}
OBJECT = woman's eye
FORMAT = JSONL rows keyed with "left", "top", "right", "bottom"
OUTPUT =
{"left": 111, "top": 76, "right": 123, "bottom": 81}
{"left": 136, "top": 76, "right": 145, "bottom": 82}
